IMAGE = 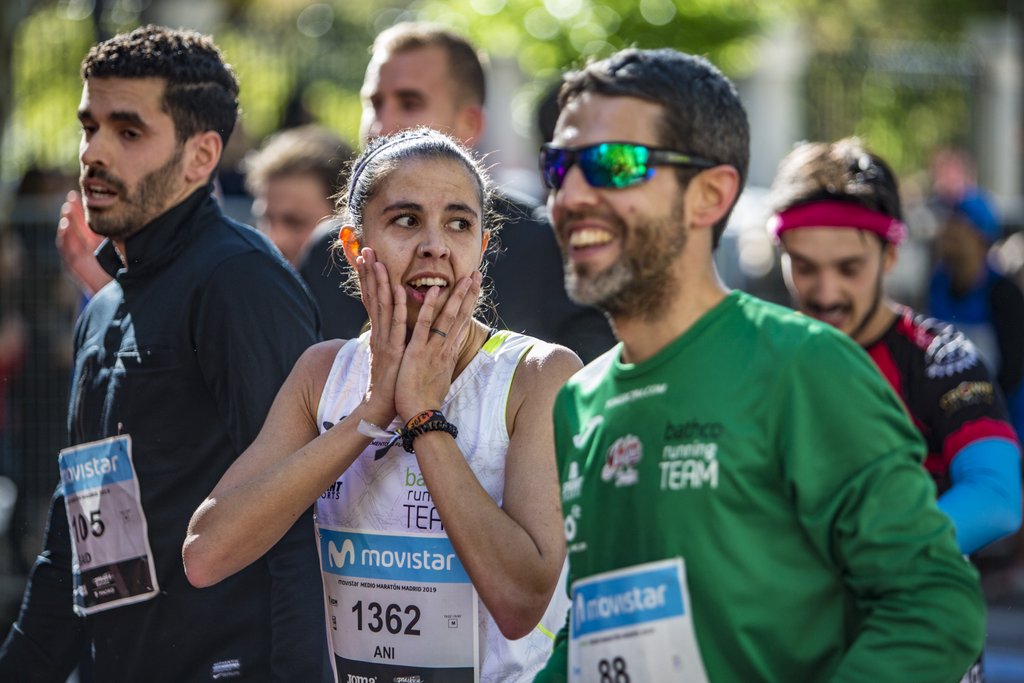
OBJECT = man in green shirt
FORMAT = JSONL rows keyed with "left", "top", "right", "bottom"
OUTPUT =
{"left": 534, "top": 47, "right": 985, "bottom": 682}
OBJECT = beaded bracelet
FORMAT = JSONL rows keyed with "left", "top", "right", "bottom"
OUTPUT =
{"left": 398, "top": 409, "right": 458, "bottom": 454}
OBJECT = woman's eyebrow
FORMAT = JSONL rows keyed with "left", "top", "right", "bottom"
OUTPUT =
{"left": 380, "top": 201, "right": 423, "bottom": 213}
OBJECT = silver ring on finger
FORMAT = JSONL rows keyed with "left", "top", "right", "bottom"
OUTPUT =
{"left": 429, "top": 327, "right": 448, "bottom": 338}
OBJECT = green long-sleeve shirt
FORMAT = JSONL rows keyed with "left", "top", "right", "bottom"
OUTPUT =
{"left": 535, "top": 291, "right": 984, "bottom": 683}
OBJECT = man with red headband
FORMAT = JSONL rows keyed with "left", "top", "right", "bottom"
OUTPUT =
{"left": 770, "top": 138, "right": 1021, "bottom": 562}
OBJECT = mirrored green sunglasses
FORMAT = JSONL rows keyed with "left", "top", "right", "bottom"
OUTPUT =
{"left": 540, "top": 141, "right": 718, "bottom": 190}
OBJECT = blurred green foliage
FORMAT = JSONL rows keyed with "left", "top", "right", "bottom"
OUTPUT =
{"left": 3, "top": 6, "right": 95, "bottom": 181}
{"left": 1, "top": 0, "right": 1016, "bottom": 184}
{"left": 415, "top": 0, "right": 762, "bottom": 76}
{"left": 413, "top": 0, "right": 763, "bottom": 144}
{"left": 1, "top": 0, "right": 379, "bottom": 183}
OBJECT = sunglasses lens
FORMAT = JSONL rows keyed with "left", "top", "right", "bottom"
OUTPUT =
{"left": 541, "top": 147, "right": 571, "bottom": 189}
{"left": 582, "top": 143, "right": 651, "bottom": 188}
{"left": 541, "top": 143, "right": 657, "bottom": 190}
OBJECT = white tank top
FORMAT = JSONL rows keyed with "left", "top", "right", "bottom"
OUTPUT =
{"left": 315, "top": 330, "right": 569, "bottom": 682}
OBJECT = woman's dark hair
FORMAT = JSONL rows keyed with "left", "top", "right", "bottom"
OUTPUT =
{"left": 339, "top": 127, "right": 495, "bottom": 237}
{"left": 334, "top": 128, "right": 500, "bottom": 318}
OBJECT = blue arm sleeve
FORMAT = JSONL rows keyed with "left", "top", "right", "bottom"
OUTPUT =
{"left": 938, "top": 438, "right": 1022, "bottom": 554}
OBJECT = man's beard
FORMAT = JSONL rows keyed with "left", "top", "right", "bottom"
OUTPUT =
{"left": 801, "top": 251, "right": 886, "bottom": 343}
{"left": 563, "top": 196, "right": 688, "bottom": 321}
{"left": 81, "top": 144, "right": 185, "bottom": 240}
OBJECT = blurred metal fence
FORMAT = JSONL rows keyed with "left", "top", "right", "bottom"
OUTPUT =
{"left": 1, "top": 183, "right": 81, "bottom": 622}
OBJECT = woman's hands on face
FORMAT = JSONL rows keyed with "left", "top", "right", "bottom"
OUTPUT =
{"left": 356, "top": 246, "right": 482, "bottom": 425}
{"left": 356, "top": 247, "right": 405, "bottom": 426}
{"left": 394, "top": 270, "right": 482, "bottom": 421}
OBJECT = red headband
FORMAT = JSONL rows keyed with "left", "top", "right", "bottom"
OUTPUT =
{"left": 768, "top": 200, "right": 907, "bottom": 245}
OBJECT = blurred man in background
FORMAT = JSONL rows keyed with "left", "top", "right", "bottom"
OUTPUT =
{"left": 928, "top": 190, "right": 1024, "bottom": 441}
{"left": 242, "top": 124, "right": 352, "bottom": 268}
{"left": 770, "top": 138, "right": 1020, "bottom": 569}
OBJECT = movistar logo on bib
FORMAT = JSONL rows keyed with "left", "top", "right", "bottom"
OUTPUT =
{"left": 59, "top": 439, "right": 133, "bottom": 495}
{"left": 320, "top": 529, "right": 469, "bottom": 583}
{"left": 572, "top": 562, "right": 685, "bottom": 639}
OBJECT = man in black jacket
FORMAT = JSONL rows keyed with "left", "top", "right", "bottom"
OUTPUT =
{"left": 0, "top": 26, "right": 331, "bottom": 682}
{"left": 299, "top": 22, "right": 614, "bottom": 362}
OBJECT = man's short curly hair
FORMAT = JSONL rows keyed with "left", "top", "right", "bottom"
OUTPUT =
{"left": 81, "top": 25, "right": 239, "bottom": 147}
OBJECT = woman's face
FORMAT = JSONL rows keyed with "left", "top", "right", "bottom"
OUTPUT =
{"left": 360, "top": 156, "right": 485, "bottom": 321}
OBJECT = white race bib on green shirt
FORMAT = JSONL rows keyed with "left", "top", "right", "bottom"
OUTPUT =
{"left": 569, "top": 558, "right": 708, "bottom": 682}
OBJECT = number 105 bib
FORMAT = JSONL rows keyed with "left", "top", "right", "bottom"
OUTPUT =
{"left": 58, "top": 435, "right": 159, "bottom": 615}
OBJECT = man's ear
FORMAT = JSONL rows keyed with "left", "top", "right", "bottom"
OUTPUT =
{"left": 340, "top": 225, "right": 361, "bottom": 267}
{"left": 481, "top": 230, "right": 490, "bottom": 256}
{"left": 183, "top": 131, "right": 223, "bottom": 184}
{"left": 882, "top": 241, "right": 898, "bottom": 274}
{"left": 683, "top": 165, "right": 741, "bottom": 232}
{"left": 455, "top": 105, "right": 485, "bottom": 148}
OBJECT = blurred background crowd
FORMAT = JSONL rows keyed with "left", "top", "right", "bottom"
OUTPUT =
{"left": 0, "top": 0, "right": 1021, "bottom": 677}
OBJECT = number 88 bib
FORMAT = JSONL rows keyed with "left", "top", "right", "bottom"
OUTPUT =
{"left": 569, "top": 558, "right": 708, "bottom": 682}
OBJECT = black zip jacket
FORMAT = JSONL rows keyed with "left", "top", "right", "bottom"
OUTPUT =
{"left": 0, "top": 185, "right": 331, "bottom": 682}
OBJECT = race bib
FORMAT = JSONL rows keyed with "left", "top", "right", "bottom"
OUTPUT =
{"left": 319, "top": 527, "right": 479, "bottom": 683}
{"left": 58, "top": 435, "right": 159, "bottom": 615}
{"left": 569, "top": 558, "right": 708, "bottom": 682}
